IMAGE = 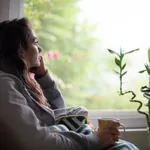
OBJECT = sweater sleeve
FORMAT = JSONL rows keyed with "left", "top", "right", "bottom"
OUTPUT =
{"left": 0, "top": 77, "right": 104, "bottom": 150}
{"left": 35, "top": 72, "right": 66, "bottom": 109}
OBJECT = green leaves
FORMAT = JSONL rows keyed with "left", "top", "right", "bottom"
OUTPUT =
{"left": 108, "top": 47, "right": 139, "bottom": 94}
{"left": 145, "top": 64, "right": 150, "bottom": 74}
{"left": 148, "top": 48, "right": 150, "bottom": 61}
{"left": 115, "top": 57, "right": 120, "bottom": 66}
{"left": 113, "top": 70, "right": 119, "bottom": 74}
{"left": 139, "top": 70, "right": 146, "bottom": 73}
{"left": 121, "top": 63, "right": 126, "bottom": 70}
{"left": 139, "top": 48, "right": 150, "bottom": 75}
{"left": 107, "top": 49, "right": 119, "bottom": 56}
{"left": 107, "top": 47, "right": 139, "bottom": 75}
{"left": 121, "top": 71, "right": 127, "bottom": 77}
{"left": 125, "top": 48, "right": 140, "bottom": 55}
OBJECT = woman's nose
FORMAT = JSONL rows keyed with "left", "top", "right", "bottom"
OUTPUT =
{"left": 38, "top": 45, "right": 43, "bottom": 52}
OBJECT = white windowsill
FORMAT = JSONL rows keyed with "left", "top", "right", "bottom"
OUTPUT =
{"left": 88, "top": 110, "right": 148, "bottom": 129}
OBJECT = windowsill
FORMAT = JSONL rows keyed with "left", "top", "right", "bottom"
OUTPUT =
{"left": 88, "top": 110, "right": 147, "bottom": 129}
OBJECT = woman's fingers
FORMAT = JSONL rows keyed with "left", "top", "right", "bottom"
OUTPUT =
{"left": 107, "top": 120, "right": 120, "bottom": 128}
{"left": 94, "top": 120, "right": 120, "bottom": 149}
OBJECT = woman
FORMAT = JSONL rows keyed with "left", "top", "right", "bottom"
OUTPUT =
{"left": 0, "top": 18, "right": 138, "bottom": 150}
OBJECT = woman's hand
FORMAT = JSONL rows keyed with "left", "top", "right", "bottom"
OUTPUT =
{"left": 30, "top": 56, "right": 47, "bottom": 77}
{"left": 94, "top": 121, "right": 120, "bottom": 149}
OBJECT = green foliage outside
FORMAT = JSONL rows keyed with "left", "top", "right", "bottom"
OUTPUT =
{"left": 24, "top": 0, "right": 144, "bottom": 110}
{"left": 24, "top": 0, "right": 100, "bottom": 108}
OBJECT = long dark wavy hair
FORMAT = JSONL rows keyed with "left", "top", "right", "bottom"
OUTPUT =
{"left": 0, "top": 18, "right": 49, "bottom": 106}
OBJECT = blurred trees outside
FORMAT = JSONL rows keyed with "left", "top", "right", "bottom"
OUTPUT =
{"left": 24, "top": 0, "right": 101, "bottom": 108}
{"left": 24, "top": 0, "right": 143, "bottom": 110}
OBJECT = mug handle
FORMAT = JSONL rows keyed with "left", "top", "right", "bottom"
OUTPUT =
{"left": 119, "top": 123, "right": 126, "bottom": 137}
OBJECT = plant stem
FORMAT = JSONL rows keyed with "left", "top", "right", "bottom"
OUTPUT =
{"left": 133, "top": 100, "right": 150, "bottom": 129}
{"left": 122, "top": 90, "right": 150, "bottom": 129}
{"left": 148, "top": 62, "right": 150, "bottom": 127}
{"left": 119, "top": 55, "right": 123, "bottom": 95}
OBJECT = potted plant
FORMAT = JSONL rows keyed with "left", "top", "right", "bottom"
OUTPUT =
{"left": 107, "top": 47, "right": 150, "bottom": 147}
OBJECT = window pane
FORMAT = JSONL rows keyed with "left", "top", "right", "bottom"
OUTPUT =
{"left": 24, "top": 0, "right": 149, "bottom": 111}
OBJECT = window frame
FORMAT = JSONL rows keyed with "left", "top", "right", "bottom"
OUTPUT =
{"left": 15, "top": 0, "right": 147, "bottom": 131}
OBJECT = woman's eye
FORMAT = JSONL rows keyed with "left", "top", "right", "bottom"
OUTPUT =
{"left": 35, "top": 40, "right": 38, "bottom": 44}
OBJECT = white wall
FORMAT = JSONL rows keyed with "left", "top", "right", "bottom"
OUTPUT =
{"left": 122, "top": 129, "right": 148, "bottom": 150}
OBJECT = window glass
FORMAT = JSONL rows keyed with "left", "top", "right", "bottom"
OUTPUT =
{"left": 24, "top": 0, "right": 149, "bottom": 111}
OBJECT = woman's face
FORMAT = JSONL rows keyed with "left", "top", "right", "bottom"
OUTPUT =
{"left": 23, "top": 29, "right": 42, "bottom": 69}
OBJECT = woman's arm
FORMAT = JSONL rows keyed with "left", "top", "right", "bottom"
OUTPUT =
{"left": 35, "top": 71, "right": 66, "bottom": 109}
{"left": 30, "top": 56, "right": 66, "bottom": 109}
{"left": 0, "top": 77, "right": 103, "bottom": 150}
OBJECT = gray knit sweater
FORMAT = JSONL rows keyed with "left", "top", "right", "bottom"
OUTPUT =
{"left": 0, "top": 70, "right": 103, "bottom": 150}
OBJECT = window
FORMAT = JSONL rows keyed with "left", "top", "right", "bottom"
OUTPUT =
{"left": 24, "top": 0, "right": 149, "bottom": 128}
{"left": 78, "top": 0, "right": 149, "bottom": 129}
{"left": 78, "top": 0, "right": 149, "bottom": 110}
